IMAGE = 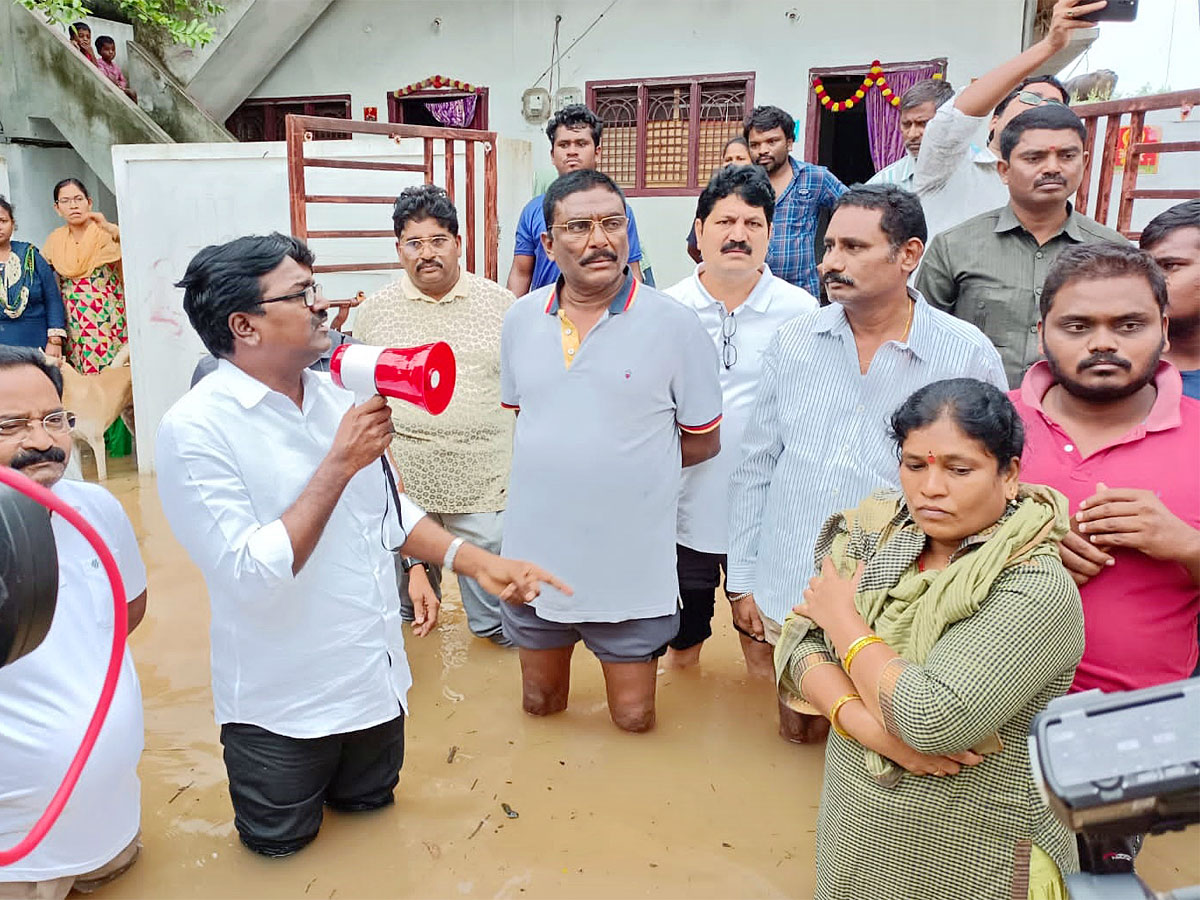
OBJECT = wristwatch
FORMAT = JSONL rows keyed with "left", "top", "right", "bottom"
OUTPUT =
{"left": 400, "top": 557, "right": 429, "bottom": 574}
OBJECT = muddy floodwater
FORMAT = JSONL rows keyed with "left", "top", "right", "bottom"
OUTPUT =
{"left": 81, "top": 462, "right": 1197, "bottom": 899}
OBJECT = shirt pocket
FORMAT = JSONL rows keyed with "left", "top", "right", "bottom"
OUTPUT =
{"left": 968, "top": 288, "right": 1019, "bottom": 349}
{"left": 72, "top": 553, "right": 117, "bottom": 628}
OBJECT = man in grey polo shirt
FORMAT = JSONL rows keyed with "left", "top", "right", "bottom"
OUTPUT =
{"left": 500, "top": 169, "right": 723, "bottom": 733}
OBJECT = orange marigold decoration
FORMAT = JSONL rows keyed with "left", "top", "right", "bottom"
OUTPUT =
{"left": 811, "top": 61, "right": 944, "bottom": 112}
{"left": 394, "top": 75, "right": 475, "bottom": 98}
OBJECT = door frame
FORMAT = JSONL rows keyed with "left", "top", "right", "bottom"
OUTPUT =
{"left": 387, "top": 87, "right": 490, "bottom": 131}
{"left": 802, "top": 57, "right": 947, "bottom": 163}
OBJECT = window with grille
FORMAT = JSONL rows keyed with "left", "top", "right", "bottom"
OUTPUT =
{"left": 587, "top": 73, "right": 755, "bottom": 197}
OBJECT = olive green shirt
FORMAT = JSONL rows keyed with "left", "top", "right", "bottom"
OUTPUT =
{"left": 916, "top": 203, "right": 1126, "bottom": 387}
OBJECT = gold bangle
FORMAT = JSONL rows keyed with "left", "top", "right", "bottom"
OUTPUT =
{"left": 828, "top": 692, "right": 861, "bottom": 739}
{"left": 842, "top": 634, "right": 884, "bottom": 674}
{"left": 796, "top": 658, "right": 839, "bottom": 704}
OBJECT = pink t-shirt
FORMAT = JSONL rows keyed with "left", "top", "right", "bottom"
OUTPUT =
{"left": 1011, "top": 361, "right": 1200, "bottom": 694}
{"left": 96, "top": 57, "right": 128, "bottom": 90}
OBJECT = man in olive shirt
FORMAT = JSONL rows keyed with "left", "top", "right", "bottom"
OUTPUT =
{"left": 917, "top": 103, "right": 1125, "bottom": 386}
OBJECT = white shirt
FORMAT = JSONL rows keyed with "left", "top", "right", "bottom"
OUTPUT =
{"left": 500, "top": 275, "right": 723, "bottom": 622}
{"left": 913, "top": 99, "right": 1009, "bottom": 242}
{"left": 0, "top": 480, "right": 145, "bottom": 881}
{"left": 664, "top": 263, "right": 817, "bottom": 554}
{"left": 156, "top": 361, "right": 422, "bottom": 739}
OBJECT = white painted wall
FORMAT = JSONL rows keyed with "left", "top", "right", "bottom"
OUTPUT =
{"left": 247, "top": 0, "right": 1028, "bottom": 288}
{"left": 114, "top": 135, "right": 531, "bottom": 472}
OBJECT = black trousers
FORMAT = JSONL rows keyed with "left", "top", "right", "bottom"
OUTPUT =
{"left": 672, "top": 544, "right": 727, "bottom": 650}
{"left": 220, "top": 713, "right": 405, "bottom": 857}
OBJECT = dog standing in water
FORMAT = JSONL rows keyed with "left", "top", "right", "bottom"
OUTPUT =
{"left": 60, "top": 342, "right": 133, "bottom": 479}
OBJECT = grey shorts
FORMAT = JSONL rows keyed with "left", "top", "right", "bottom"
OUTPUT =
{"left": 499, "top": 601, "right": 679, "bottom": 663}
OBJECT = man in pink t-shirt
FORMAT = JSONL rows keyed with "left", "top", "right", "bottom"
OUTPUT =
{"left": 1011, "top": 242, "right": 1200, "bottom": 695}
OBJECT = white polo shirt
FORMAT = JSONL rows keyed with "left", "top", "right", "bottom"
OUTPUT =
{"left": 500, "top": 271, "right": 723, "bottom": 623}
{"left": 664, "top": 263, "right": 817, "bottom": 554}
{"left": 156, "top": 361, "right": 421, "bottom": 739}
{"left": 0, "top": 479, "right": 145, "bottom": 881}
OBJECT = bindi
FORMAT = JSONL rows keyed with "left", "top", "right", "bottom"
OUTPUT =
{"left": 926, "top": 452, "right": 936, "bottom": 464}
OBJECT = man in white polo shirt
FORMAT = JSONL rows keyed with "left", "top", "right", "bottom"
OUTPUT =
{"left": 0, "top": 346, "right": 147, "bottom": 899}
{"left": 500, "top": 169, "right": 723, "bottom": 733}
{"left": 664, "top": 165, "right": 816, "bottom": 670}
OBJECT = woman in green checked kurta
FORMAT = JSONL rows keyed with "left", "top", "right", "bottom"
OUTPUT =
{"left": 777, "top": 378, "right": 1084, "bottom": 900}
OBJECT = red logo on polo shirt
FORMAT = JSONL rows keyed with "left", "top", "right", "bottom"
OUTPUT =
{"left": 624, "top": 369, "right": 632, "bottom": 380}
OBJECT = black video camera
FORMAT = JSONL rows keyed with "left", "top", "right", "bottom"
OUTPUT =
{"left": 1030, "top": 680, "right": 1200, "bottom": 900}
{"left": 0, "top": 479, "right": 58, "bottom": 668}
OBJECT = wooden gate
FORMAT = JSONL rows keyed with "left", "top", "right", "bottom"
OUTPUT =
{"left": 1072, "top": 89, "right": 1200, "bottom": 240}
{"left": 285, "top": 113, "right": 498, "bottom": 323}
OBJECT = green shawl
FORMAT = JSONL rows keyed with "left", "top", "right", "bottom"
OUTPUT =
{"left": 775, "top": 484, "right": 1070, "bottom": 783}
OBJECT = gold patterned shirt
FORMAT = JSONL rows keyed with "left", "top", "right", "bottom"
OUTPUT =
{"left": 352, "top": 270, "right": 515, "bottom": 513}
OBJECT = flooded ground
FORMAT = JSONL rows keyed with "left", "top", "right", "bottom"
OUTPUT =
{"left": 78, "top": 459, "right": 1198, "bottom": 899}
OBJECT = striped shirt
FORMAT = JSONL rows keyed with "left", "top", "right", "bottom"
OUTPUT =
{"left": 767, "top": 158, "right": 846, "bottom": 296}
{"left": 866, "top": 153, "right": 915, "bottom": 190}
{"left": 726, "top": 290, "right": 1007, "bottom": 624}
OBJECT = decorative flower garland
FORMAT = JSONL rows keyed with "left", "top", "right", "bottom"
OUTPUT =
{"left": 394, "top": 75, "right": 474, "bottom": 98}
{"left": 812, "top": 62, "right": 943, "bottom": 113}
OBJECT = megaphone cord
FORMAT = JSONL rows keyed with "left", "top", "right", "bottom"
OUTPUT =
{"left": 379, "top": 456, "right": 409, "bottom": 552}
{"left": 0, "top": 467, "right": 128, "bottom": 867}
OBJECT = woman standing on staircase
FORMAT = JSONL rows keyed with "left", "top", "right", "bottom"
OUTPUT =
{"left": 42, "top": 177, "right": 132, "bottom": 457}
{"left": 0, "top": 196, "right": 67, "bottom": 357}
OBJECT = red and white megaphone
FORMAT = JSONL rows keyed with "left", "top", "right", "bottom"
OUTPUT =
{"left": 330, "top": 342, "right": 456, "bottom": 415}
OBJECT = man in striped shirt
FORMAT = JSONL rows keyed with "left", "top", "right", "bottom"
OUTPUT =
{"left": 866, "top": 78, "right": 954, "bottom": 191}
{"left": 727, "top": 185, "right": 1006, "bottom": 742}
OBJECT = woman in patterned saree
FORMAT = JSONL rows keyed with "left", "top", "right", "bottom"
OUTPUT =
{"left": 42, "top": 177, "right": 126, "bottom": 374}
{"left": 777, "top": 378, "right": 1084, "bottom": 900}
{"left": 0, "top": 196, "right": 67, "bottom": 356}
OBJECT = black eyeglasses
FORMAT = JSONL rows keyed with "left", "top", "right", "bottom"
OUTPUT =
{"left": 260, "top": 283, "right": 323, "bottom": 308}
{"left": 721, "top": 312, "right": 737, "bottom": 369}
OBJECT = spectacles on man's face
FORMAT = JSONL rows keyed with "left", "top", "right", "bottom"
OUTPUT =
{"left": 259, "top": 283, "right": 323, "bottom": 309}
{"left": 0, "top": 411, "right": 76, "bottom": 440}
{"left": 400, "top": 235, "right": 455, "bottom": 256}
{"left": 1016, "top": 91, "right": 1066, "bottom": 109}
{"left": 550, "top": 215, "right": 628, "bottom": 241}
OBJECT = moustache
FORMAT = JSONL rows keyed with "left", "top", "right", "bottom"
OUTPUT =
{"left": 1078, "top": 352, "right": 1131, "bottom": 373}
{"left": 311, "top": 311, "right": 327, "bottom": 328}
{"left": 417, "top": 259, "right": 442, "bottom": 269}
{"left": 10, "top": 445, "right": 67, "bottom": 470}
{"left": 579, "top": 250, "right": 618, "bottom": 266}
{"left": 823, "top": 273, "right": 855, "bottom": 287}
{"left": 1035, "top": 174, "right": 1067, "bottom": 188}
{"left": 721, "top": 240, "right": 752, "bottom": 255}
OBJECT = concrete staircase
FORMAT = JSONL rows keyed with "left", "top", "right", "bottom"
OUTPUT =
{"left": 0, "top": 1, "right": 234, "bottom": 193}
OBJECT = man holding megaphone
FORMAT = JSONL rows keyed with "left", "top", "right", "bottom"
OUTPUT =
{"left": 155, "top": 233, "right": 570, "bottom": 859}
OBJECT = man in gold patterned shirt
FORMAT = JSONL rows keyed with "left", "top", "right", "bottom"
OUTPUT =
{"left": 353, "top": 184, "right": 516, "bottom": 644}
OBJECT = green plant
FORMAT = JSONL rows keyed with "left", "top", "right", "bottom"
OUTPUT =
{"left": 18, "top": 0, "right": 223, "bottom": 46}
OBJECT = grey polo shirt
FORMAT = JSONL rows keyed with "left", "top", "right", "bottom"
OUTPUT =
{"left": 916, "top": 203, "right": 1127, "bottom": 387}
{"left": 500, "top": 270, "right": 723, "bottom": 623}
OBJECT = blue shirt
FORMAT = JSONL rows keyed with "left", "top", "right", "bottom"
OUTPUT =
{"left": 725, "top": 291, "right": 1007, "bottom": 624}
{"left": 514, "top": 194, "right": 644, "bottom": 291}
{"left": 767, "top": 158, "right": 846, "bottom": 296}
{"left": 1181, "top": 368, "right": 1200, "bottom": 402}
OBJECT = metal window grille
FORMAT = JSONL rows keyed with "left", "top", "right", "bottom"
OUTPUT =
{"left": 589, "top": 74, "right": 753, "bottom": 196}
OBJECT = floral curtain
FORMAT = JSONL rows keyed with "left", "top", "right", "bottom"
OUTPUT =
{"left": 865, "top": 66, "right": 938, "bottom": 171}
{"left": 424, "top": 94, "right": 477, "bottom": 128}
